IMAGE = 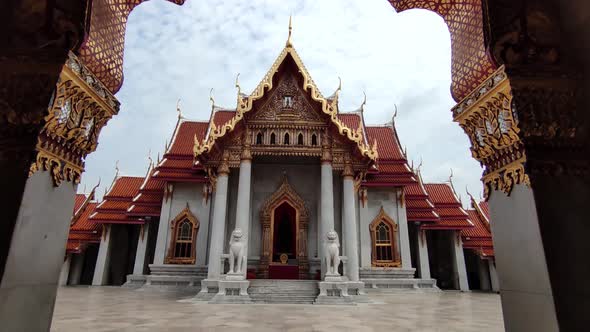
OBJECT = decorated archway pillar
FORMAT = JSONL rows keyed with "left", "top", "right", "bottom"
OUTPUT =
{"left": 342, "top": 160, "right": 359, "bottom": 281}
{"left": 454, "top": 1, "right": 590, "bottom": 329}
{"left": 234, "top": 138, "right": 252, "bottom": 278}
{"left": 319, "top": 134, "right": 335, "bottom": 278}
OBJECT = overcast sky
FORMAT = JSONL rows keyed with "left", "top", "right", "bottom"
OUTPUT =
{"left": 81, "top": 0, "right": 484, "bottom": 205}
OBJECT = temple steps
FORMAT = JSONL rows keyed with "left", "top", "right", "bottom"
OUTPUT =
{"left": 248, "top": 279, "right": 319, "bottom": 304}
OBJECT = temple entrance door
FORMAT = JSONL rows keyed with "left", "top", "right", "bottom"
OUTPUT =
{"left": 270, "top": 201, "right": 299, "bottom": 279}
{"left": 259, "top": 176, "right": 309, "bottom": 279}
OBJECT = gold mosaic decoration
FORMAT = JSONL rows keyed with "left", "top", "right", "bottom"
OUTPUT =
{"left": 389, "top": 0, "right": 497, "bottom": 101}
{"left": 30, "top": 52, "right": 120, "bottom": 186}
{"left": 453, "top": 66, "right": 529, "bottom": 198}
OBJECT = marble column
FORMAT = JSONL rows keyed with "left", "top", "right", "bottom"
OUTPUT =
{"left": 320, "top": 160, "right": 335, "bottom": 277}
{"left": 478, "top": 258, "right": 491, "bottom": 291}
{"left": 58, "top": 255, "right": 71, "bottom": 286}
{"left": 0, "top": 171, "right": 77, "bottom": 332}
{"left": 396, "top": 190, "right": 412, "bottom": 269}
{"left": 68, "top": 252, "right": 85, "bottom": 286}
{"left": 153, "top": 185, "right": 173, "bottom": 265}
{"left": 234, "top": 146, "right": 252, "bottom": 278}
{"left": 416, "top": 227, "right": 431, "bottom": 279}
{"left": 342, "top": 163, "right": 359, "bottom": 281}
{"left": 206, "top": 162, "right": 230, "bottom": 279}
{"left": 451, "top": 231, "right": 469, "bottom": 291}
{"left": 132, "top": 223, "right": 150, "bottom": 275}
{"left": 92, "top": 225, "right": 113, "bottom": 286}
{"left": 488, "top": 259, "right": 500, "bottom": 293}
{"left": 358, "top": 188, "right": 372, "bottom": 268}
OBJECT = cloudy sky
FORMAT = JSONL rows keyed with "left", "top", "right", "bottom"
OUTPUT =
{"left": 81, "top": 0, "right": 484, "bottom": 204}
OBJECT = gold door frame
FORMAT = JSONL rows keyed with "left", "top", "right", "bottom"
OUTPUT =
{"left": 259, "top": 176, "right": 309, "bottom": 279}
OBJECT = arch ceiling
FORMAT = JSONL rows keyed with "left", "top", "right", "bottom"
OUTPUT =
{"left": 77, "top": 0, "right": 185, "bottom": 93}
{"left": 388, "top": 0, "right": 497, "bottom": 101}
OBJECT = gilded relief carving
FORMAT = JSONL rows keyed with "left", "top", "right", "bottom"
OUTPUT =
{"left": 29, "top": 52, "right": 119, "bottom": 186}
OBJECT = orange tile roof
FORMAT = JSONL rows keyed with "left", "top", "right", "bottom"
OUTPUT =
{"left": 464, "top": 210, "right": 492, "bottom": 238}
{"left": 71, "top": 202, "right": 100, "bottom": 232}
{"left": 404, "top": 179, "right": 438, "bottom": 222}
{"left": 422, "top": 183, "right": 473, "bottom": 230}
{"left": 212, "top": 110, "right": 236, "bottom": 128}
{"left": 90, "top": 176, "right": 144, "bottom": 224}
{"left": 365, "top": 126, "right": 404, "bottom": 160}
{"left": 168, "top": 120, "right": 209, "bottom": 156}
{"left": 337, "top": 113, "right": 362, "bottom": 131}
{"left": 73, "top": 194, "right": 87, "bottom": 213}
{"left": 106, "top": 176, "right": 144, "bottom": 198}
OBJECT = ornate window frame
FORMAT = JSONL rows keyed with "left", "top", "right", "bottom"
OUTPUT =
{"left": 369, "top": 207, "right": 401, "bottom": 267}
{"left": 165, "top": 205, "right": 199, "bottom": 264}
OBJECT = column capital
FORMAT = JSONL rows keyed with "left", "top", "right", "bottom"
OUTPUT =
{"left": 218, "top": 150, "right": 230, "bottom": 175}
{"left": 342, "top": 162, "right": 354, "bottom": 178}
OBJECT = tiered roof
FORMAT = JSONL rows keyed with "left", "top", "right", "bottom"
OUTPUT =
{"left": 421, "top": 183, "right": 474, "bottom": 230}
{"left": 128, "top": 164, "right": 166, "bottom": 217}
{"left": 404, "top": 171, "right": 439, "bottom": 222}
{"left": 463, "top": 197, "right": 494, "bottom": 258}
{"left": 66, "top": 191, "right": 101, "bottom": 254}
{"left": 89, "top": 176, "right": 144, "bottom": 224}
{"left": 364, "top": 125, "right": 415, "bottom": 186}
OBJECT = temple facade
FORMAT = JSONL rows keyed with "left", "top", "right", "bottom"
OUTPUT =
{"left": 60, "top": 32, "right": 498, "bottom": 302}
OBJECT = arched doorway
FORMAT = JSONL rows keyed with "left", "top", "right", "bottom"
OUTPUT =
{"left": 259, "top": 176, "right": 309, "bottom": 279}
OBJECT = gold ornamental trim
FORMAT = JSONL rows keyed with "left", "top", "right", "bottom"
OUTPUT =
{"left": 482, "top": 157, "right": 530, "bottom": 198}
{"left": 30, "top": 52, "right": 120, "bottom": 186}
{"left": 193, "top": 45, "right": 378, "bottom": 162}
{"left": 453, "top": 66, "right": 530, "bottom": 199}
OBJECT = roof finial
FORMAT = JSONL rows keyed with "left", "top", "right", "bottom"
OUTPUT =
{"left": 360, "top": 91, "right": 367, "bottom": 113}
{"left": 449, "top": 168, "right": 454, "bottom": 183}
{"left": 147, "top": 149, "right": 153, "bottom": 167}
{"left": 286, "top": 15, "right": 293, "bottom": 48}
{"left": 114, "top": 160, "right": 120, "bottom": 177}
{"left": 393, "top": 104, "right": 398, "bottom": 124}
{"left": 209, "top": 88, "right": 215, "bottom": 109}
{"left": 235, "top": 73, "right": 241, "bottom": 96}
{"left": 417, "top": 157, "right": 423, "bottom": 172}
{"left": 176, "top": 99, "right": 182, "bottom": 119}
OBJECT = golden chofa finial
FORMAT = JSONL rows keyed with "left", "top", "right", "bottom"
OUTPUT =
{"left": 209, "top": 88, "right": 215, "bottom": 109}
{"left": 286, "top": 15, "right": 293, "bottom": 48}
{"left": 235, "top": 73, "right": 241, "bottom": 96}
{"left": 176, "top": 99, "right": 183, "bottom": 119}
{"left": 360, "top": 91, "right": 367, "bottom": 113}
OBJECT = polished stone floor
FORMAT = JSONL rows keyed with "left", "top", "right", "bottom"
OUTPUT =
{"left": 51, "top": 286, "right": 503, "bottom": 332}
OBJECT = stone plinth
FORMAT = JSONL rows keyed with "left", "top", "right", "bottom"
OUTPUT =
{"left": 210, "top": 279, "right": 251, "bottom": 304}
{"left": 315, "top": 280, "right": 367, "bottom": 305}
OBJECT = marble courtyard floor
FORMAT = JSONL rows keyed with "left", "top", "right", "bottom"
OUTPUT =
{"left": 51, "top": 286, "right": 503, "bottom": 331}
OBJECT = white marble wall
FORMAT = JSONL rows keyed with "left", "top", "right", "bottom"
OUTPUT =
{"left": 153, "top": 182, "right": 212, "bottom": 266}
{"left": 248, "top": 161, "right": 325, "bottom": 263}
{"left": 359, "top": 187, "right": 410, "bottom": 268}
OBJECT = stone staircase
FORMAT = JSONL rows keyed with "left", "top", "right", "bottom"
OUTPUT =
{"left": 248, "top": 280, "right": 319, "bottom": 304}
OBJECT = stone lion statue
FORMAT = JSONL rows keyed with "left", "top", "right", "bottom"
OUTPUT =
{"left": 229, "top": 228, "right": 246, "bottom": 274}
{"left": 324, "top": 230, "right": 340, "bottom": 276}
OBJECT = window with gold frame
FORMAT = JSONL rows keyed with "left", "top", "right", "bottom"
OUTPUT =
{"left": 165, "top": 206, "right": 199, "bottom": 264}
{"left": 369, "top": 207, "right": 401, "bottom": 267}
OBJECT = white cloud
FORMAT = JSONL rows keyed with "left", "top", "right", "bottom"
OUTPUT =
{"left": 81, "top": 0, "right": 484, "bottom": 204}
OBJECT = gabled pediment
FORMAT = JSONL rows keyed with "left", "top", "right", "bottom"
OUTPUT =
{"left": 194, "top": 42, "right": 378, "bottom": 162}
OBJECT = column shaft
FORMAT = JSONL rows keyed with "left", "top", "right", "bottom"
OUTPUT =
{"left": 206, "top": 174, "right": 229, "bottom": 279}
{"left": 153, "top": 189, "right": 173, "bottom": 265}
{"left": 320, "top": 162, "right": 335, "bottom": 276}
{"left": 342, "top": 176, "right": 359, "bottom": 281}
{"left": 451, "top": 230, "right": 469, "bottom": 291}
{"left": 132, "top": 223, "right": 150, "bottom": 275}
{"left": 234, "top": 160, "right": 252, "bottom": 277}
{"left": 416, "top": 228, "right": 431, "bottom": 279}
{"left": 396, "top": 194, "right": 412, "bottom": 269}
{"left": 68, "top": 252, "right": 85, "bottom": 286}
{"left": 58, "top": 255, "right": 71, "bottom": 286}
{"left": 92, "top": 225, "right": 113, "bottom": 286}
{"left": 488, "top": 259, "right": 500, "bottom": 293}
{"left": 478, "top": 257, "right": 491, "bottom": 291}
